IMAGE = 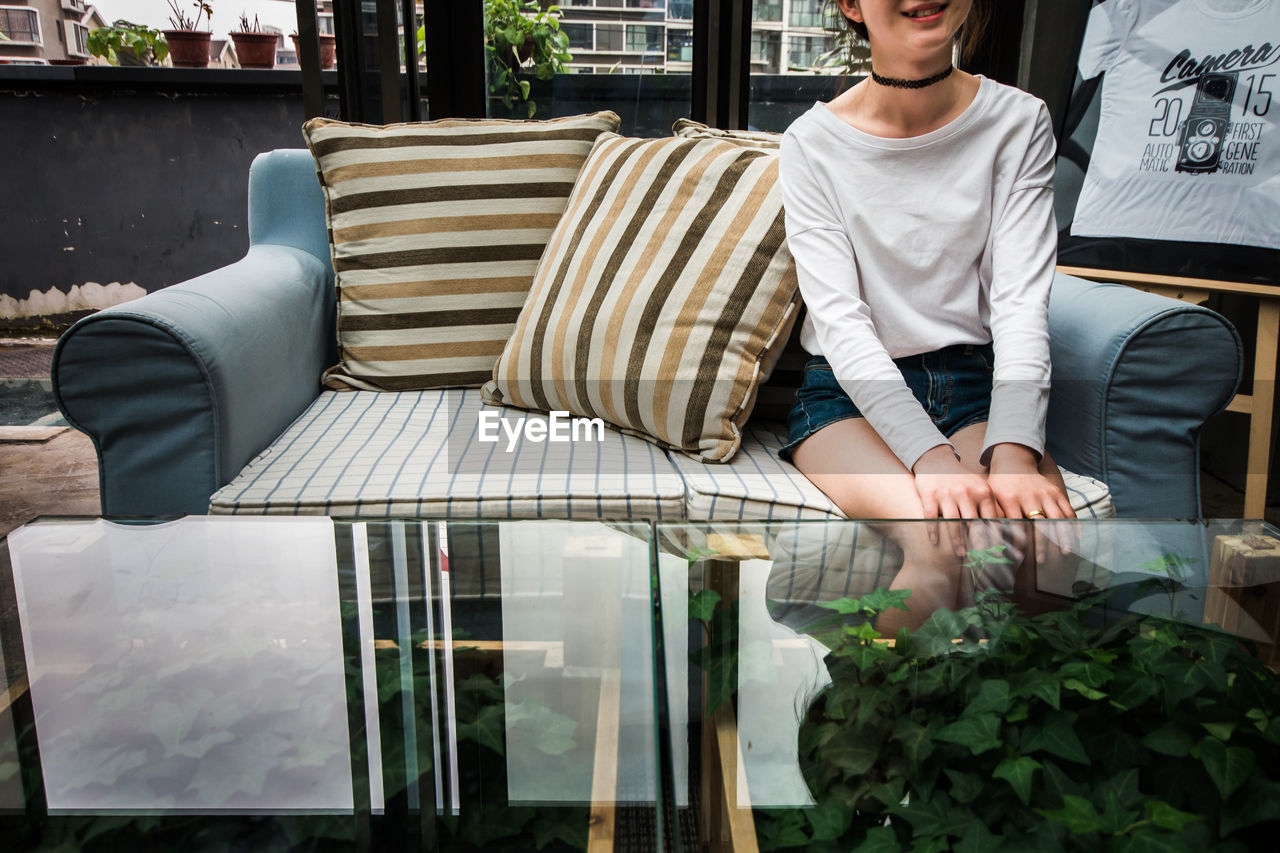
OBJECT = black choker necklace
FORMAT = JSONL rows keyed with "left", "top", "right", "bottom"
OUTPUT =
{"left": 870, "top": 65, "right": 954, "bottom": 89}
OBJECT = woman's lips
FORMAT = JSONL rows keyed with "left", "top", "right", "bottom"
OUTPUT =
{"left": 903, "top": 4, "right": 947, "bottom": 23}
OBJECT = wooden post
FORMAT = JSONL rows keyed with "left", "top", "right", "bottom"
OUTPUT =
{"left": 1206, "top": 534, "right": 1280, "bottom": 664}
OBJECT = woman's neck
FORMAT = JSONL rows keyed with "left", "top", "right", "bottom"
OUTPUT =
{"left": 832, "top": 70, "right": 980, "bottom": 139}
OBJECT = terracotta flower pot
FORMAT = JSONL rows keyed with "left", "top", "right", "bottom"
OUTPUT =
{"left": 290, "top": 33, "right": 337, "bottom": 70}
{"left": 230, "top": 31, "right": 277, "bottom": 69}
{"left": 162, "top": 30, "right": 212, "bottom": 68}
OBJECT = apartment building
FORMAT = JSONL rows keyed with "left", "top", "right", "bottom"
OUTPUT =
{"left": 555, "top": 0, "right": 839, "bottom": 75}
{"left": 0, "top": 0, "right": 100, "bottom": 65}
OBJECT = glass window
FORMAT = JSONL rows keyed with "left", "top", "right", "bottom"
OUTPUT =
{"left": 788, "top": 34, "right": 832, "bottom": 69}
{"left": 626, "top": 25, "right": 663, "bottom": 53}
{"left": 750, "top": 31, "right": 779, "bottom": 67}
{"left": 596, "top": 24, "right": 624, "bottom": 51}
{"left": 667, "top": 28, "right": 692, "bottom": 63}
{"left": 562, "top": 23, "right": 593, "bottom": 50}
{"left": 753, "top": 1, "right": 782, "bottom": 22}
{"left": 788, "top": 0, "right": 825, "bottom": 29}
{"left": 0, "top": 7, "right": 41, "bottom": 45}
{"left": 486, "top": 0, "right": 693, "bottom": 136}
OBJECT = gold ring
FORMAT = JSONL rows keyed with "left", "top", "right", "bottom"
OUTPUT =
{"left": 1026, "top": 509, "right": 1046, "bottom": 519}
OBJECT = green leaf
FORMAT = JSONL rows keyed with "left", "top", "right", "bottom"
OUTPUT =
{"left": 854, "top": 827, "right": 900, "bottom": 853}
{"left": 935, "top": 713, "right": 1002, "bottom": 756}
{"left": 1198, "top": 737, "right": 1254, "bottom": 798}
{"left": 1094, "top": 768, "right": 1143, "bottom": 833}
{"left": 1110, "top": 828, "right": 1192, "bottom": 853}
{"left": 805, "top": 796, "right": 852, "bottom": 841}
{"left": 1036, "top": 794, "right": 1103, "bottom": 833}
{"left": 892, "top": 719, "right": 935, "bottom": 765}
{"left": 1021, "top": 710, "right": 1090, "bottom": 765}
{"left": 1107, "top": 674, "right": 1160, "bottom": 711}
{"left": 1062, "top": 678, "right": 1108, "bottom": 700}
{"left": 758, "top": 809, "right": 810, "bottom": 850}
{"left": 1012, "top": 670, "right": 1061, "bottom": 710}
{"left": 1141, "top": 723, "right": 1192, "bottom": 757}
{"left": 889, "top": 790, "right": 971, "bottom": 838}
{"left": 1219, "top": 778, "right": 1280, "bottom": 835}
{"left": 945, "top": 769, "right": 985, "bottom": 804}
{"left": 689, "top": 589, "right": 721, "bottom": 621}
{"left": 955, "top": 820, "right": 1003, "bottom": 853}
{"left": 846, "top": 621, "right": 882, "bottom": 641}
{"left": 457, "top": 703, "right": 505, "bottom": 755}
{"left": 964, "top": 679, "right": 1011, "bottom": 717}
{"left": 992, "top": 756, "right": 1041, "bottom": 806}
{"left": 1143, "top": 800, "right": 1202, "bottom": 833}
{"left": 826, "top": 729, "right": 880, "bottom": 776}
{"left": 506, "top": 700, "right": 577, "bottom": 756}
{"left": 1201, "top": 721, "right": 1236, "bottom": 741}
{"left": 860, "top": 587, "right": 913, "bottom": 614}
{"left": 909, "top": 838, "right": 949, "bottom": 853}
{"left": 1060, "top": 660, "right": 1114, "bottom": 689}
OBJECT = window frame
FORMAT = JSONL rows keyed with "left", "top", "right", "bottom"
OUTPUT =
{"left": 0, "top": 6, "right": 43, "bottom": 48}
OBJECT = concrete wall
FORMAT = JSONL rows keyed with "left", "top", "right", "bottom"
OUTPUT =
{"left": 0, "top": 69, "right": 339, "bottom": 329}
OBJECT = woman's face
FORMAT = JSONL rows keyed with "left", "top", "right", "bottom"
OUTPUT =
{"left": 839, "top": 1, "right": 973, "bottom": 64}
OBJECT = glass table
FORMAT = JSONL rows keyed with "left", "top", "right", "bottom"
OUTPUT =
{"left": 2, "top": 516, "right": 1279, "bottom": 851}
{"left": 0, "top": 517, "right": 662, "bottom": 852}
{"left": 654, "top": 519, "right": 1280, "bottom": 852}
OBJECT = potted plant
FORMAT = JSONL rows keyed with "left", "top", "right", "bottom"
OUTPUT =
{"left": 289, "top": 29, "right": 336, "bottom": 70}
{"left": 162, "top": 0, "right": 213, "bottom": 69}
{"left": 483, "top": 0, "right": 572, "bottom": 118}
{"left": 85, "top": 20, "right": 169, "bottom": 67}
{"left": 733, "top": 563, "right": 1280, "bottom": 851}
{"left": 228, "top": 13, "right": 276, "bottom": 70}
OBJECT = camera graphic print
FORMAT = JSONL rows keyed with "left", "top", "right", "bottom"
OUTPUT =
{"left": 1154, "top": 46, "right": 1274, "bottom": 175}
{"left": 1072, "top": 0, "right": 1280, "bottom": 250}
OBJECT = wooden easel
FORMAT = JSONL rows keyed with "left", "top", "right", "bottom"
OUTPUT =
{"left": 1059, "top": 265, "right": 1280, "bottom": 517}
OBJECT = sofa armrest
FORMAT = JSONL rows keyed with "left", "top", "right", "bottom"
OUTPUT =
{"left": 52, "top": 244, "right": 333, "bottom": 517}
{"left": 1047, "top": 272, "right": 1242, "bottom": 518}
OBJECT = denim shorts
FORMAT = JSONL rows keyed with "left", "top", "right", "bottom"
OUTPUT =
{"left": 778, "top": 342, "right": 995, "bottom": 462}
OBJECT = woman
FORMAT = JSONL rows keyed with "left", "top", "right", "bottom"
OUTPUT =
{"left": 779, "top": 0, "right": 1075, "bottom": 624}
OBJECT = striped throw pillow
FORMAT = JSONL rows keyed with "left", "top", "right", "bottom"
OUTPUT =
{"left": 303, "top": 112, "right": 620, "bottom": 391}
{"left": 672, "top": 118, "right": 782, "bottom": 148}
{"left": 482, "top": 133, "right": 801, "bottom": 462}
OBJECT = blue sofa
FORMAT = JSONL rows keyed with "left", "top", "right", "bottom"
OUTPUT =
{"left": 51, "top": 150, "right": 1242, "bottom": 520}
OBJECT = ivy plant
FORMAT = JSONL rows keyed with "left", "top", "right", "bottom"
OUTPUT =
{"left": 484, "top": 0, "right": 572, "bottom": 118}
{"left": 741, "top": 572, "right": 1280, "bottom": 852}
{"left": 85, "top": 20, "right": 170, "bottom": 66}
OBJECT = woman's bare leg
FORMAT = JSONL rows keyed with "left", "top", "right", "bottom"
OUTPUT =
{"left": 792, "top": 418, "right": 1073, "bottom": 630}
{"left": 790, "top": 417, "right": 965, "bottom": 631}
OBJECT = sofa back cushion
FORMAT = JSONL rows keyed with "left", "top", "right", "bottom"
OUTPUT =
{"left": 482, "top": 132, "right": 801, "bottom": 462}
{"left": 303, "top": 112, "right": 620, "bottom": 391}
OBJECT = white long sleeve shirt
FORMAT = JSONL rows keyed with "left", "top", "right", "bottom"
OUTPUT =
{"left": 779, "top": 75, "right": 1058, "bottom": 471}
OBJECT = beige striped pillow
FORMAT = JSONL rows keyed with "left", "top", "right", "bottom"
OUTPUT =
{"left": 672, "top": 118, "right": 782, "bottom": 148}
{"left": 303, "top": 111, "right": 620, "bottom": 391}
{"left": 481, "top": 133, "right": 801, "bottom": 462}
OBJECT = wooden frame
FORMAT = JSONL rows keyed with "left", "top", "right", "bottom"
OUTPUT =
{"left": 1059, "top": 265, "right": 1279, "bottom": 518}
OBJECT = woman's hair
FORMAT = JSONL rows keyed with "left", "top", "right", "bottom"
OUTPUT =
{"left": 825, "top": 0, "right": 992, "bottom": 64}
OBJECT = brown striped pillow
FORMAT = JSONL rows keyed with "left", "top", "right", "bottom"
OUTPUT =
{"left": 303, "top": 111, "right": 620, "bottom": 391}
{"left": 481, "top": 133, "right": 801, "bottom": 462}
{"left": 671, "top": 118, "right": 782, "bottom": 148}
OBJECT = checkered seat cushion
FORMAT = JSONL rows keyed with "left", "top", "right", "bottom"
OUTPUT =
{"left": 667, "top": 420, "right": 1115, "bottom": 521}
{"left": 209, "top": 390, "right": 688, "bottom": 519}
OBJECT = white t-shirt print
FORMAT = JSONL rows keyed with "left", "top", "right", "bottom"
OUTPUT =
{"left": 1072, "top": 0, "right": 1280, "bottom": 249}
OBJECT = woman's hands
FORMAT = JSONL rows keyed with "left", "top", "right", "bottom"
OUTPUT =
{"left": 986, "top": 444, "right": 1075, "bottom": 521}
{"left": 911, "top": 442, "right": 1076, "bottom": 558}
{"left": 912, "top": 445, "right": 998, "bottom": 556}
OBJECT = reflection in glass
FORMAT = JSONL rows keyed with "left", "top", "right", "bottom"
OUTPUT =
{"left": 659, "top": 519, "right": 1280, "bottom": 850}
{"left": 6, "top": 518, "right": 353, "bottom": 813}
